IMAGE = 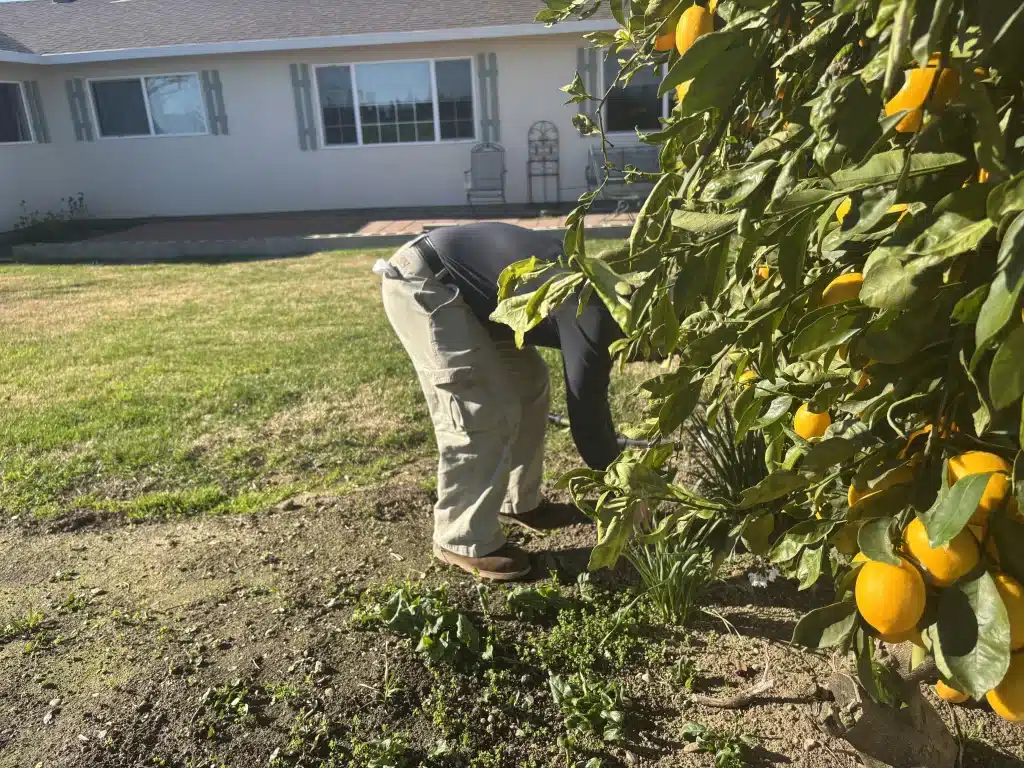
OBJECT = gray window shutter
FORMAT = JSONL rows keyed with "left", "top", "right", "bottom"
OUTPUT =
{"left": 576, "top": 47, "right": 599, "bottom": 118}
{"left": 289, "top": 63, "right": 318, "bottom": 151}
{"left": 22, "top": 81, "right": 50, "bottom": 144}
{"left": 475, "top": 52, "right": 499, "bottom": 143}
{"left": 200, "top": 70, "right": 229, "bottom": 136}
{"left": 65, "top": 78, "right": 94, "bottom": 142}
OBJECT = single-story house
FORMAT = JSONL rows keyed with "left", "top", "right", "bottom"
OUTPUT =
{"left": 0, "top": 0, "right": 670, "bottom": 233}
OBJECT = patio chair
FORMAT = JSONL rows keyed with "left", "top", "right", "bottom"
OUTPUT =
{"left": 585, "top": 144, "right": 660, "bottom": 218}
{"left": 465, "top": 142, "right": 507, "bottom": 210}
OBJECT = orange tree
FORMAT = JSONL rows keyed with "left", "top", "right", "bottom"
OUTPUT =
{"left": 495, "top": 0, "right": 1024, "bottom": 733}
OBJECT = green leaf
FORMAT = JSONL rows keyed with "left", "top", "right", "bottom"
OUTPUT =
{"left": 803, "top": 434, "right": 874, "bottom": 473}
{"left": 951, "top": 284, "right": 990, "bottom": 324}
{"left": 774, "top": 15, "right": 844, "bottom": 68}
{"left": 797, "top": 546, "right": 825, "bottom": 590}
{"left": 912, "top": 0, "right": 954, "bottom": 67}
{"left": 700, "top": 160, "right": 777, "bottom": 208}
{"left": 975, "top": 247, "right": 1024, "bottom": 355}
{"left": 779, "top": 215, "right": 814, "bottom": 293}
{"left": 792, "top": 601, "right": 858, "bottom": 650}
{"left": 906, "top": 214, "right": 994, "bottom": 261}
{"left": 932, "top": 571, "right": 1011, "bottom": 700}
{"left": 989, "top": 508, "right": 1024, "bottom": 586}
{"left": 752, "top": 396, "right": 795, "bottom": 430}
{"left": 769, "top": 520, "right": 832, "bottom": 562}
{"left": 677, "top": 42, "right": 758, "bottom": 118}
{"left": 997, "top": 211, "right": 1024, "bottom": 271}
{"left": 921, "top": 472, "right": 993, "bottom": 548}
{"left": 658, "top": 382, "right": 700, "bottom": 434}
{"left": 660, "top": 28, "right": 753, "bottom": 95}
{"left": 791, "top": 309, "right": 861, "bottom": 357}
{"left": 588, "top": 510, "right": 632, "bottom": 571}
{"left": 961, "top": 70, "right": 1008, "bottom": 177}
{"left": 739, "top": 470, "right": 810, "bottom": 509}
{"left": 858, "top": 517, "right": 900, "bottom": 565}
{"left": 671, "top": 209, "right": 741, "bottom": 235}
{"left": 829, "top": 151, "right": 966, "bottom": 193}
{"left": 990, "top": 326, "right": 1024, "bottom": 411}
{"left": 578, "top": 255, "right": 631, "bottom": 330}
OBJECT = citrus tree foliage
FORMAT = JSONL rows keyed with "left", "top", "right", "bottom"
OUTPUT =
{"left": 496, "top": 0, "right": 1024, "bottom": 705}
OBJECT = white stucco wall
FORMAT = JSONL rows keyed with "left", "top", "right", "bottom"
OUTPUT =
{"left": 0, "top": 65, "right": 75, "bottom": 232}
{"left": 3, "top": 33, "right": 613, "bottom": 226}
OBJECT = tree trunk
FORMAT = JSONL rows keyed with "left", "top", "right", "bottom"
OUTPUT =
{"left": 816, "top": 644, "right": 957, "bottom": 768}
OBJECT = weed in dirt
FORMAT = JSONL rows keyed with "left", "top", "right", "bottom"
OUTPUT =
{"left": 549, "top": 672, "right": 627, "bottom": 746}
{"left": 349, "top": 727, "right": 414, "bottom": 768}
{"left": 504, "top": 574, "right": 577, "bottom": 619}
{"left": 527, "top": 589, "right": 656, "bottom": 673}
{"left": 195, "top": 678, "right": 259, "bottom": 739}
{"left": 680, "top": 721, "right": 757, "bottom": 768}
{"left": 626, "top": 539, "right": 713, "bottom": 625}
{"left": 352, "top": 581, "right": 488, "bottom": 664}
{"left": 357, "top": 655, "right": 403, "bottom": 703}
{"left": 58, "top": 592, "right": 89, "bottom": 613}
{"left": 668, "top": 655, "right": 700, "bottom": 691}
{"left": 271, "top": 708, "right": 346, "bottom": 767}
{"left": 0, "top": 608, "right": 46, "bottom": 641}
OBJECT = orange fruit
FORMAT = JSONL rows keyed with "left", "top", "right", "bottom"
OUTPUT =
{"left": 794, "top": 404, "right": 831, "bottom": 440}
{"left": 856, "top": 557, "right": 927, "bottom": 636}
{"left": 853, "top": 552, "right": 870, "bottom": 564}
{"left": 885, "top": 62, "right": 960, "bottom": 133}
{"left": 987, "top": 652, "right": 1024, "bottom": 722}
{"left": 675, "top": 5, "right": 714, "bottom": 56}
{"left": 655, "top": 30, "right": 676, "bottom": 51}
{"left": 903, "top": 517, "right": 979, "bottom": 587}
{"left": 947, "top": 452, "right": 1012, "bottom": 526}
{"left": 756, "top": 264, "right": 771, "bottom": 281}
{"left": 968, "top": 524, "right": 1000, "bottom": 565}
{"left": 978, "top": 168, "right": 991, "bottom": 184}
{"left": 738, "top": 370, "right": 757, "bottom": 388}
{"left": 848, "top": 464, "right": 915, "bottom": 507}
{"left": 822, "top": 273, "right": 864, "bottom": 306}
{"left": 993, "top": 573, "right": 1024, "bottom": 651}
{"left": 935, "top": 680, "right": 970, "bottom": 704}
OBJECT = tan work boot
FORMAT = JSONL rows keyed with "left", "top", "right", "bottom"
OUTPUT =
{"left": 432, "top": 543, "right": 532, "bottom": 581}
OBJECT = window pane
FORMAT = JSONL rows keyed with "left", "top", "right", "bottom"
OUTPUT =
{"left": 146, "top": 74, "right": 206, "bottom": 135}
{"left": 91, "top": 79, "right": 150, "bottom": 137}
{"left": 418, "top": 121, "right": 435, "bottom": 142}
{"left": 398, "top": 123, "right": 416, "bottom": 142}
{"left": 603, "top": 54, "right": 663, "bottom": 133}
{"left": 0, "top": 83, "right": 31, "bottom": 143}
{"left": 316, "top": 65, "right": 358, "bottom": 145}
{"left": 435, "top": 60, "right": 474, "bottom": 142}
{"left": 355, "top": 61, "right": 433, "bottom": 144}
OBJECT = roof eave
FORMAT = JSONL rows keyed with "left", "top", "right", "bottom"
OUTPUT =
{"left": 0, "top": 18, "right": 617, "bottom": 65}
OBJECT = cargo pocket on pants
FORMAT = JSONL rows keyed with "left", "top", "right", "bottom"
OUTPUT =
{"left": 428, "top": 367, "right": 503, "bottom": 435}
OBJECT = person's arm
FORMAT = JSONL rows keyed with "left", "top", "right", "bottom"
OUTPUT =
{"left": 556, "top": 302, "right": 621, "bottom": 471}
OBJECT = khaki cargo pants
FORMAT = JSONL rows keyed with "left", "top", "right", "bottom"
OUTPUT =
{"left": 380, "top": 238, "right": 550, "bottom": 557}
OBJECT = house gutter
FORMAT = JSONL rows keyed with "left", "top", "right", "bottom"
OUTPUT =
{"left": 0, "top": 19, "right": 619, "bottom": 66}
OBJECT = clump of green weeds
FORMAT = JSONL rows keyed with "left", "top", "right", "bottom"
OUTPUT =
{"left": 196, "top": 679, "right": 259, "bottom": 739}
{"left": 349, "top": 729, "right": 412, "bottom": 768}
{"left": 504, "top": 574, "right": 576, "bottom": 619}
{"left": 271, "top": 709, "right": 345, "bottom": 767}
{"left": 0, "top": 609, "right": 46, "bottom": 643}
{"left": 680, "top": 722, "right": 756, "bottom": 768}
{"left": 352, "top": 582, "right": 487, "bottom": 664}
{"left": 626, "top": 538, "right": 713, "bottom": 625}
{"left": 549, "top": 672, "right": 627, "bottom": 746}
{"left": 668, "top": 655, "right": 700, "bottom": 691}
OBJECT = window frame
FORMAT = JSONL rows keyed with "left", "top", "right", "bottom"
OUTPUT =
{"left": 0, "top": 80, "right": 35, "bottom": 146}
{"left": 87, "top": 72, "right": 210, "bottom": 140}
{"left": 312, "top": 55, "right": 478, "bottom": 150}
{"left": 600, "top": 56, "right": 670, "bottom": 137}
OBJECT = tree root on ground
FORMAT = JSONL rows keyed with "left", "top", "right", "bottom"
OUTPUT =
{"left": 690, "top": 646, "right": 775, "bottom": 709}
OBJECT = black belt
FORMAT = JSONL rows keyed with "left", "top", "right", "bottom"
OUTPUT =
{"left": 412, "top": 237, "right": 449, "bottom": 281}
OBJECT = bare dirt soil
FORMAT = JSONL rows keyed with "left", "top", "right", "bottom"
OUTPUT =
{"left": 3, "top": 477, "right": 1021, "bottom": 768}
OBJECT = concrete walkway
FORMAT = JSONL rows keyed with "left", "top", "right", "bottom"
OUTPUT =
{"left": 9, "top": 208, "right": 635, "bottom": 263}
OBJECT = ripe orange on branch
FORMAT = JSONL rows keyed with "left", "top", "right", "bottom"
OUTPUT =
{"left": 821, "top": 273, "right": 864, "bottom": 306}
{"left": 885, "top": 57, "right": 960, "bottom": 133}
{"left": 987, "top": 653, "right": 1024, "bottom": 723}
{"left": 903, "top": 517, "right": 979, "bottom": 587}
{"left": 947, "top": 452, "right": 1012, "bottom": 525}
{"left": 855, "top": 557, "right": 926, "bottom": 636}
{"left": 935, "top": 681, "right": 969, "bottom": 704}
{"left": 794, "top": 404, "right": 830, "bottom": 439}
{"left": 675, "top": 5, "right": 714, "bottom": 56}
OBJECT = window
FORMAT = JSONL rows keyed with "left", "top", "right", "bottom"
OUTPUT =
{"left": 603, "top": 54, "right": 668, "bottom": 133}
{"left": 315, "top": 58, "right": 475, "bottom": 147}
{"left": 90, "top": 74, "right": 207, "bottom": 138}
{"left": 0, "top": 82, "right": 32, "bottom": 144}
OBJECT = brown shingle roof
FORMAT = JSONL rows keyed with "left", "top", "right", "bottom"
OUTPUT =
{"left": 0, "top": 0, "right": 556, "bottom": 55}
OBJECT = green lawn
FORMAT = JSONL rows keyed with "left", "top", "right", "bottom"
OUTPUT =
{"left": 0, "top": 245, "right": 646, "bottom": 522}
